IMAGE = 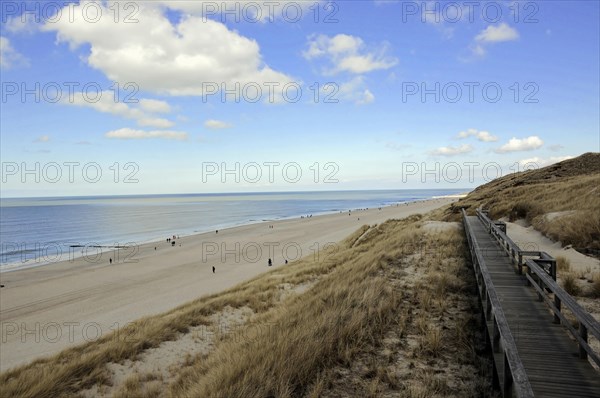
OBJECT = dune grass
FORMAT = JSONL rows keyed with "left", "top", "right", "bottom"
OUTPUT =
{"left": 0, "top": 215, "right": 492, "bottom": 398}
{"left": 0, "top": 226, "right": 369, "bottom": 398}
{"left": 442, "top": 154, "right": 600, "bottom": 250}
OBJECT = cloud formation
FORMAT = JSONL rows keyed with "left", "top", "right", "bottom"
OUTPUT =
{"left": 105, "top": 128, "right": 188, "bottom": 140}
{"left": 303, "top": 34, "right": 398, "bottom": 75}
{"left": 430, "top": 144, "right": 474, "bottom": 156}
{"left": 204, "top": 119, "right": 232, "bottom": 129}
{"left": 518, "top": 156, "right": 573, "bottom": 168}
{"left": 456, "top": 128, "right": 498, "bottom": 142}
{"left": 336, "top": 76, "right": 376, "bottom": 105}
{"left": 64, "top": 92, "right": 175, "bottom": 129}
{"left": 476, "top": 23, "right": 520, "bottom": 43}
{"left": 0, "top": 36, "right": 28, "bottom": 69}
{"left": 43, "top": 2, "right": 296, "bottom": 99}
{"left": 470, "top": 23, "right": 519, "bottom": 57}
{"left": 495, "top": 136, "right": 543, "bottom": 153}
{"left": 33, "top": 135, "right": 50, "bottom": 143}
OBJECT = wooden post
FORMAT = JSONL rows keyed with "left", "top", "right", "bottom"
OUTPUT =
{"left": 579, "top": 324, "right": 588, "bottom": 360}
{"left": 493, "top": 316, "right": 500, "bottom": 353}
{"left": 554, "top": 295, "right": 561, "bottom": 324}
{"left": 503, "top": 353, "right": 513, "bottom": 398}
{"left": 492, "top": 359, "right": 500, "bottom": 390}
{"left": 518, "top": 252, "right": 523, "bottom": 275}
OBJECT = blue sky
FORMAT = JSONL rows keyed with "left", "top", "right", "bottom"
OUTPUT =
{"left": 1, "top": 0, "right": 599, "bottom": 197}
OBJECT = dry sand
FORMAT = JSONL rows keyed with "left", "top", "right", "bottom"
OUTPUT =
{"left": 0, "top": 197, "right": 457, "bottom": 371}
{"left": 504, "top": 220, "right": 600, "bottom": 275}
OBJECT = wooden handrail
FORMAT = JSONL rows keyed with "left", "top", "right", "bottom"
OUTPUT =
{"left": 475, "top": 208, "right": 600, "bottom": 367}
{"left": 476, "top": 209, "right": 556, "bottom": 279}
{"left": 462, "top": 209, "right": 535, "bottom": 398}
{"left": 526, "top": 258, "right": 600, "bottom": 367}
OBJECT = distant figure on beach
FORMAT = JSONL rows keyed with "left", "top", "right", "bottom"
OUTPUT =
{"left": 0, "top": 284, "right": 5, "bottom": 288}
{"left": 154, "top": 247, "right": 156, "bottom": 250}
{"left": 109, "top": 258, "right": 112, "bottom": 264}
{"left": 216, "top": 230, "right": 218, "bottom": 234}
{"left": 212, "top": 266, "right": 215, "bottom": 273}
{"left": 268, "top": 258, "right": 272, "bottom": 267}
{"left": 285, "top": 259, "right": 288, "bottom": 264}
{"left": 171, "top": 241, "right": 175, "bottom": 246}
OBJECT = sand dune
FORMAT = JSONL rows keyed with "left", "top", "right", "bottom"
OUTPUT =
{"left": 0, "top": 198, "right": 456, "bottom": 371}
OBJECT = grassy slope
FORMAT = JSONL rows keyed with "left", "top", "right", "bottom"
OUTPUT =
{"left": 440, "top": 152, "right": 600, "bottom": 251}
{"left": 0, "top": 216, "right": 493, "bottom": 398}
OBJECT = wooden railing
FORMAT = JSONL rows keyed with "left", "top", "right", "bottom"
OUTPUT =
{"left": 475, "top": 208, "right": 600, "bottom": 368}
{"left": 476, "top": 209, "right": 556, "bottom": 279}
{"left": 462, "top": 209, "right": 534, "bottom": 398}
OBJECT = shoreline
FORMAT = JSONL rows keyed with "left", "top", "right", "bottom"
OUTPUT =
{"left": 0, "top": 195, "right": 466, "bottom": 274}
{"left": 0, "top": 197, "right": 457, "bottom": 371}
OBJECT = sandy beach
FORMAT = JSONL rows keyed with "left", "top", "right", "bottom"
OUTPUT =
{"left": 0, "top": 197, "right": 457, "bottom": 371}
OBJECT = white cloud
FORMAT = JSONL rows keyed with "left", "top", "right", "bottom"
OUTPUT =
{"left": 358, "top": 89, "right": 375, "bottom": 105}
{"left": 5, "top": 13, "right": 40, "bottom": 34}
{"left": 468, "top": 23, "right": 519, "bottom": 57}
{"left": 430, "top": 144, "right": 474, "bottom": 156}
{"left": 337, "top": 77, "right": 375, "bottom": 105}
{"left": 518, "top": 156, "right": 573, "bottom": 168}
{"left": 43, "top": 2, "right": 296, "bottom": 99}
{"left": 0, "top": 36, "right": 28, "bottom": 69}
{"left": 105, "top": 128, "right": 188, "bottom": 140}
{"left": 139, "top": 99, "right": 171, "bottom": 114}
{"left": 154, "top": 1, "right": 321, "bottom": 23}
{"left": 33, "top": 135, "right": 50, "bottom": 143}
{"left": 421, "top": 1, "right": 460, "bottom": 39}
{"left": 138, "top": 117, "right": 175, "bottom": 129}
{"left": 64, "top": 92, "right": 175, "bottom": 129}
{"left": 204, "top": 119, "right": 232, "bottom": 129}
{"left": 476, "top": 23, "right": 520, "bottom": 43}
{"left": 456, "top": 128, "right": 498, "bottom": 142}
{"left": 495, "top": 136, "right": 544, "bottom": 153}
{"left": 303, "top": 34, "right": 398, "bottom": 75}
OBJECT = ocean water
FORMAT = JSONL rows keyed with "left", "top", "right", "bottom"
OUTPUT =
{"left": 0, "top": 189, "right": 464, "bottom": 271}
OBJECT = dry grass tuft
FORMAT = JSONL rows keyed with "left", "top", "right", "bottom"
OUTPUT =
{"left": 562, "top": 273, "right": 581, "bottom": 296}
{"left": 589, "top": 274, "right": 600, "bottom": 298}
{"left": 556, "top": 255, "right": 572, "bottom": 273}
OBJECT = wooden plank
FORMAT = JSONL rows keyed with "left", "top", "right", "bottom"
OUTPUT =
{"left": 463, "top": 211, "right": 600, "bottom": 398}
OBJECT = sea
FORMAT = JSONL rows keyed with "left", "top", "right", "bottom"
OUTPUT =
{"left": 0, "top": 189, "right": 466, "bottom": 271}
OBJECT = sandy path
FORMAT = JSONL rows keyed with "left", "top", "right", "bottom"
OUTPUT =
{"left": 505, "top": 221, "right": 600, "bottom": 274}
{"left": 0, "top": 198, "right": 456, "bottom": 371}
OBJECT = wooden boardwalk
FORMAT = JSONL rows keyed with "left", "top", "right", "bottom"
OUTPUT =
{"left": 463, "top": 212, "right": 600, "bottom": 398}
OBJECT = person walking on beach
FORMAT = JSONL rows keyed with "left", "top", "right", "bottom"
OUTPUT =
{"left": 268, "top": 258, "right": 272, "bottom": 267}
{"left": 212, "top": 266, "right": 215, "bottom": 273}
{"left": 109, "top": 258, "right": 112, "bottom": 264}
